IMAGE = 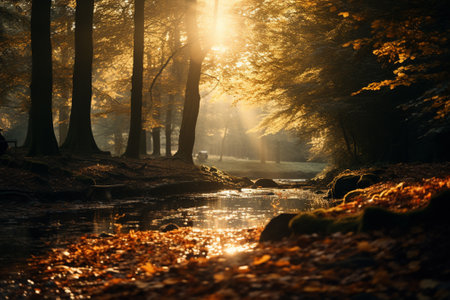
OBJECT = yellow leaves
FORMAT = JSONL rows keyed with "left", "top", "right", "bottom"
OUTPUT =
{"left": 141, "top": 262, "right": 158, "bottom": 275}
{"left": 338, "top": 12, "right": 349, "bottom": 18}
{"left": 253, "top": 254, "right": 271, "bottom": 265}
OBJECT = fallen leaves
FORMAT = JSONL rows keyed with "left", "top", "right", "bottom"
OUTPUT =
{"left": 2, "top": 165, "right": 450, "bottom": 298}
{"left": 2, "top": 222, "right": 450, "bottom": 299}
{"left": 253, "top": 254, "right": 271, "bottom": 265}
{"left": 336, "top": 176, "right": 450, "bottom": 215}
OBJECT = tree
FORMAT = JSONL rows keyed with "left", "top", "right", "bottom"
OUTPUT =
{"left": 62, "top": 0, "right": 101, "bottom": 154}
{"left": 175, "top": 0, "right": 218, "bottom": 163}
{"left": 27, "top": 0, "right": 59, "bottom": 156}
{"left": 124, "top": 0, "right": 145, "bottom": 158}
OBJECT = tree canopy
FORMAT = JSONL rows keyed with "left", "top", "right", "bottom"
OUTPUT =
{"left": 0, "top": 0, "right": 448, "bottom": 164}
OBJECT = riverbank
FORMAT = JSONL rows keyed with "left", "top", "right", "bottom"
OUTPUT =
{"left": 0, "top": 149, "right": 256, "bottom": 201}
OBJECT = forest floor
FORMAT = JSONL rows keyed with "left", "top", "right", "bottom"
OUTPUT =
{"left": 0, "top": 149, "right": 256, "bottom": 201}
{"left": 1, "top": 150, "right": 450, "bottom": 298}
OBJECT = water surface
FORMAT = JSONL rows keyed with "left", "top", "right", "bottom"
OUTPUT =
{"left": 0, "top": 186, "right": 327, "bottom": 275}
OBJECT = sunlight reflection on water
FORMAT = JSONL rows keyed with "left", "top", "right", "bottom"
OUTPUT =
{"left": 0, "top": 186, "right": 328, "bottom": 273}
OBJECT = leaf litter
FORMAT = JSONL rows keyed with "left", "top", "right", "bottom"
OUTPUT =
{"left": 2, "top": 176, "right": 450, "bottom": 299}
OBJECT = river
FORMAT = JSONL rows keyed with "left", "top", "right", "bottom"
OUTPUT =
{"left": 0, "top": 183, "right": 328, "bottom": 276}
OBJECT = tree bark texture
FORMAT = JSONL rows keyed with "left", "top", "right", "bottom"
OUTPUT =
{"left": 124, "top": 0, "right": 145, "bottom": 158}
{"left": 28, "top": 0, "right": 59, "bottom": 156}
{"left": 58, "top": 19, "right": 72, "bottom": 146}
{"left": 62, "top": 0, "right": 101, "bottom": 154}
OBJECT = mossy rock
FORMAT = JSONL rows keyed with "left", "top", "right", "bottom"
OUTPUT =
{"left": 262, "top": 189, "right": 450, "bottom": 241}
{"left": 290, "top": 211, "right": 359, "bottom": 235}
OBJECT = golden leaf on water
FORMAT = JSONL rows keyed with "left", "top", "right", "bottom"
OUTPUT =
{"left": 253, "top": 255, "right": 271, "bottom": 265}
{"left": 141, "top": 262, "right": 157, "bottom": 275}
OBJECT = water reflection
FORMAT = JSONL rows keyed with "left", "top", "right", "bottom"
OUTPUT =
{"left": 0, "top": 187, "right": 327, "bottom": 275}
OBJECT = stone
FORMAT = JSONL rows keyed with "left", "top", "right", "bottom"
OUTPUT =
{"left": 331, "top": 173, "right": 380, "bottom": 198}
{"left": 331, "top": 174, "right": 360, "bottom": 198}
{"left": 253, "top": 178, "right": 279, "bottom": 188}
{"left": 259, "top": 213, "right": 297, "bottom": 242}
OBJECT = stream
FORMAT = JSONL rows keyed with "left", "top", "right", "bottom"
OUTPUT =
{"left": 0, "top": 183, "right": 328, "bottom": 276}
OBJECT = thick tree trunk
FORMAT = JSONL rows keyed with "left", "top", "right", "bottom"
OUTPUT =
{"left": 59, "top": 100, "right": 69, "bottom": 146}
{"left": 174, "top": 0, "right": 206, "bottom": 163}
{"left": 58, "top": 19, "right": 72, "bottom": 146}
{"left": 152, "top": 128, "right": 161, "bottom": 156}
{"left": 175, "top": 59, "right": 202, "bottom": 163}
{"left": 124, "top": 0, "right": 145, "bottom": 158}
{"left": 62, "top": 0, "right": 101, "bottom": 154}
{"left": 139, "top": 129, "right": 147, "bottom": 155}
{"left": 28, "top": 0, "right": 59, "bottom": 156}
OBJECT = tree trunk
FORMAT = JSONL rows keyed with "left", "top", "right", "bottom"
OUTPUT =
{"left": 275, "top": 140, "right": 281, "bottom": 163}
{"left": 174, "top": 0, "right": 207, "bottom": 163}
{"left": 124, "top": 0, "right": 145, "bottom": 158}
{"left": 28, "top": 0, "right": 59, "bottom": 156}
{"left": 139, "top": 129, "right": 147, "bottom": 155}
{"left": 62, "top": 0, "right": 101, "bottom": 154}
{"left": 219, "top": 125, "right": 228, "bottom": 162}
{"left": 165, "top": 94, "right": 174, "bottom": 157}
{"left": 58, "top": 19, "right": 72, "bottom": 146}
{"left": 152, "top": 128, "right": 161, "bottom": 156}
{"left": 114, "top": 130, "right": 124, "bottom": 156}
{"left": 151, "top": 87, "right": 161, "bottom": 156}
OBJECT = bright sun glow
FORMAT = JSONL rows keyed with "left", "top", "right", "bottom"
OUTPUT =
{"left": 201, "top": 0, "right": 236, "bottom": 53}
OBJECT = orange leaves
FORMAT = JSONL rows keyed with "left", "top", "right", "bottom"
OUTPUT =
{"left": 253, "top": 254, "right": 271, "bottom": 265}
{"left": 140, "top": 262, "right": 158, "bottom": 275}
{"left": 338, "top": 176, "right": 450, "bottom": 214}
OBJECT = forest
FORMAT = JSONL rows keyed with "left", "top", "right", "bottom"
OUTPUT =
{"left": 0, "top": 0, "right": 449, "bottom": 298}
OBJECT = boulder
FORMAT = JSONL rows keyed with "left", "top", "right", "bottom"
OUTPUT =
{"left": 331, "top": 173, "right": 380, "bottom": 198}
{"left": 331, "top": 174, "right": 360, "bottom": 198}
{"left": 259, "top": 213, "right": 297, "bottom": 242}
{"left": 254, "top": 178, "right": 279, "bottom": 188}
